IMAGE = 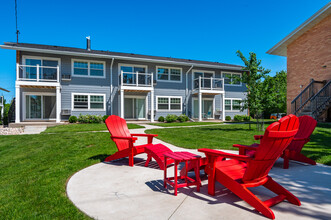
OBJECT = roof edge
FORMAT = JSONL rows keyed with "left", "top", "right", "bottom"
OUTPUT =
{"left": 0, "top": 43, "right": 244, "bottom": 71}
{"left": 267, "top": 2, "right": 331, "bottom": 56}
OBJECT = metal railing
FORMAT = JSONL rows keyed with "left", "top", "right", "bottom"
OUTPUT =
{"left": 291, "top": 79, "right": 324, "bottom": 114}
{"left": 16, "top": 64, "right": 60, "bottom": 82}
{"left": 120, "top": 71, "right": 153, "bottom": 87}
{"left": 311, "top": 80, "right": 331, "bottom": 119}
{"left": 194, "top": 76, "right": 224, "bottom": 91}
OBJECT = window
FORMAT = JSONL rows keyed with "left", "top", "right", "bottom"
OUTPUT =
{"left": 193, "top": 71, "right": 214, "bottom": 89}
{"left": 157, "top": 67, "right": 182, "bottom": 82}
{"left": 222, "top": 72, "right": 241, "bottom": 85}
{"left": 157, "top": 96, "right": 182, "bottom": 111}
{"left": 72, "top": 93, "right": 105, "bottom": 110}
{"left": 224, "top": 99, "right": 242, "bottom": 111}
{"left": 23, "top": 56, "right": 59, "bottom": 80}
{"left": 72, "top": 60, "right": 105, "bottom": 77}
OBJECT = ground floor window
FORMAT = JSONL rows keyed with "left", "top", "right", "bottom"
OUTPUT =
{"left": 224, "top": 98, "right": 242, "bottom": 111}
{"left": 72, "top": 93, "right": 105, "bottom": 111}
{"left": 156, "top": 96, "right": 182, "bottom": 111}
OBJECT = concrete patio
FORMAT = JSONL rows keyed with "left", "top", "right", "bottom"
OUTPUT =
{"left": 67, "top": 127, "right": 331, "bottom": 220}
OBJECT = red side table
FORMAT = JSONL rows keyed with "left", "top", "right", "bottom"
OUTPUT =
{"left": 163, "top": 151, "right": 201, "bottom": 196}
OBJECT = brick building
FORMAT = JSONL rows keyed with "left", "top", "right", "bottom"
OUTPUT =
{"left": 267, "top": 2, "right": 331, "bottom": 121}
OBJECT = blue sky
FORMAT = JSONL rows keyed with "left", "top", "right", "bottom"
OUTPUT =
{"left": 0, "top": 0, "right": 329, "bottom": 101}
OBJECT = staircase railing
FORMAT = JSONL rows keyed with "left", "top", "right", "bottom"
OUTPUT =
{"left": 8, "top": 98, "right": 15, "bottom": 124}
{"left": 311, "top": 80, "right": 331, "bottom": 119}
{"left": 291, "top": 79, "right": 324, "bottom": 114}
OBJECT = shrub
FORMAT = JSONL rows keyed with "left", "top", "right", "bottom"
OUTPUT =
{"left": 165, "top": 114, "right": 178, "bottom": 123}
{"left": 103, "top": 115, "right": 110, "bottom": 123}
{"left": 243, "top": 115, "right": 251, "bottom": 121}
{"left": 225, "top": 116, "right": 231, "bottom": 121}
{"left": 177, "top": 114, "right": 189, "bottom": 122}
{"left": 78, "top": 114, "right": 103, "bottom": 124}
{"left": 234, "top": 115, "right": 244, "bottom": 122}
{"left": 68, "top": 116, "right": 77, "bottom": 123}
{"left": 158, "top": 116, "right": 165, "bottom": 122}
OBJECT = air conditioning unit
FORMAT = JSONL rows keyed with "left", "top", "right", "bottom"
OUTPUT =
{"left": 61, "top": 109, "right": 71, "bottom": 115}
{"left": 62, "top": 74, "right": 71, "bottom": 81}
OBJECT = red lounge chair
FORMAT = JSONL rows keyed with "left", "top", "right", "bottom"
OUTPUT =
{"left": 199, "top": 114, "right": 300, "bottom": 219}
{"left": 237, "top": 115, "right": 317, "bottom": 169}
{"left": 104, "top": 115, "right": 158, "bottom": 167}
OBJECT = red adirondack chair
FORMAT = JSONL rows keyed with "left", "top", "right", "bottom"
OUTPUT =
{"left": 238, "top": 115, "right": 317, "bottom": 169}
{"left": 104, "top": 115, "right": 158, "bottom": 166}
{"left": 199, "top": 114, "right": 300, "bottom": 219}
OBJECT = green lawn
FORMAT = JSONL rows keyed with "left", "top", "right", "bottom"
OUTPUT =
{"left": 149, "top": 122, "right": 223, "bottom": 127}
{"left": 146, "top": 123, "right": 331, "bottom": 165}
{"left": 43, "top": 123, "right": 144, "bottom": 133}
{"left": 0, "top": 131, "right": 116, "bottom": 219}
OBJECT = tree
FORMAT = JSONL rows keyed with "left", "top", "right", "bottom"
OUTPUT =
{"left": 236, "top": 51, "right": 271, "bottom": 130}
{"left": 261, "top": 71, "right": 287, "bottom": 116}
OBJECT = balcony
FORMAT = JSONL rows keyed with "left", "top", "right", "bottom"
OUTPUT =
{"left": 16, "top": 64, "right": 60, "bottom": 86}
{"left": 119, "top": 71, "right": 153, "bottom": 91}
{"left": 193, "top": 77, "right": 224, "bottom": 94}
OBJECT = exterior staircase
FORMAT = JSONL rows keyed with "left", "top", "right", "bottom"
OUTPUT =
{"left": 291, "top": 79, "right": 331, "bottom": 121}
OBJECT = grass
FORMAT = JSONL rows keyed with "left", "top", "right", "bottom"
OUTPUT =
{"left": 146, "top": 123, "right": 331, "bottom": 165}
{"left": 43, "top": 123, "right": 144, "bottom": 133}
{"left": 0, "top": 131, "right": 116, "bottom": 219}
{"left": 149, "top": 122, "right": 223, "bottom": 127}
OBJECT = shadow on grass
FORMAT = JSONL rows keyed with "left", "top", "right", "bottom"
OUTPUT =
{"left": 88, "top": 154, "right": 109, "bottom": 161}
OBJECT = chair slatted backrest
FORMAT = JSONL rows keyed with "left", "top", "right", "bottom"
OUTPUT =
{"left": 287, "top": 115, "right": 317, "bottom": 152}
{"left": 105, "top": 115, "right": 132, "bottom": 151}
{"left": 242, "top": 115, "right": 299, "bottom": 183}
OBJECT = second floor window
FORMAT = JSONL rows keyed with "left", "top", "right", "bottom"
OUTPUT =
{"left": 223, "top": 72, "right": 241, "bottom": 85}
{"left": 72, "top": 60, "right": 105, "bottom": 78}
{"left": 157, "top": 67, "right": 182, "bottom": 82}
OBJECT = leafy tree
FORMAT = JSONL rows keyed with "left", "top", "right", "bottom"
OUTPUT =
{"left": 261, "top": 71, "right": 287, "bottom": 116}
{"left": 236, "top": 51, "right": 271, "bottom": 130}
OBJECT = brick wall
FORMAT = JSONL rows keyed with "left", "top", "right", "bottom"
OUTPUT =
{"left": 287, "top": 14, "right": 331, "bottom": 114}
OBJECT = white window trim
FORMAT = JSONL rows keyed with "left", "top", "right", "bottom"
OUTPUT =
{"left": 224, "top": 98, "right": 242, "bottom": 112}
{"left": 192, "top": 97, "right": 215, "bottom": 119}
{"left": 221, "top": 71, "right": 242, "bottom": 86}
{"left": 72, "top": 59, "right": 106, "bottom": 78}
{"left": 118, "top": 63, "right": 148, "bottom": 75}
{"left": 22, "top": 55, "right": 61, "bottom": 79}
{"left": 156, "top": 96, "right": 182, "bottom": 112}
{"left": 191, "top": 69, "right": 215, "bottom": 89}
{"left": 156, "top": 66, "right": 182, "bottom": 83}
{"left": 22, "top": 92, "right": 57, "bottom": 121}
{"left": 71, "top": 93, "right": 106, "bottom": 111}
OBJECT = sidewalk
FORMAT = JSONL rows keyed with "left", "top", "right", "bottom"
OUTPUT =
{"left": 66, "top": 127, "right": 331, "bottom": 220}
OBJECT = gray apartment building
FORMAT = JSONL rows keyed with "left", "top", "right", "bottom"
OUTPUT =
{"left": 0, "top": 41, "right": 248, "bottom": 123}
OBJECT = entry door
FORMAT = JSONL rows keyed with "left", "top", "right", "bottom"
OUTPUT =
{"left": 26, "top": 95, "right": 56, "bottom": 120}
{"left": 124, "top": 97, "right": 146, "bottom": 119}
{"left": 193, "top": 99, "right": 214, "bottom": 119}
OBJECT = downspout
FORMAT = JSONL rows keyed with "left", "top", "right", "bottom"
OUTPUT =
{"left": 110, "top": 58, "right": 115, "bottom": 115}
{"left": 185, "top": 65, "right": 194, "bottom": 116}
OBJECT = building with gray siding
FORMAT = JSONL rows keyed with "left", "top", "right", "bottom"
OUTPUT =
{"left": 0, "top": 41, "right": 248, "bottom": 123}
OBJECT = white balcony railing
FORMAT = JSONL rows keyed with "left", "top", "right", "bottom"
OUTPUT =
{"left": 194, "top": 76, "right": 224, "bottom": 91}
{"left": 120, "top": 71, "right": 153, "bottom": 87}
{"left": 16, "top": 64, "right": 60, "bottom": 83}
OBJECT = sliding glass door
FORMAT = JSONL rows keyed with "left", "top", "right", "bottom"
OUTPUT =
{"left": 124, "top": 97, "right": 146, "bottom": 119}
{"left": 193, "top": 98, "right": 214, "bottom": 119}
{"left": 25, "top": 94, "right": 56, "bottom": 120}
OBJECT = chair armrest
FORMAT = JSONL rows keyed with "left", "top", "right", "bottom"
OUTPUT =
{"left": 131, "top": 134, "right": 158, "bottom": 137}
{"left": 233, "top": 144, "right": 259, "bottom": 151}
{"left": 131, "top": 133, "right": 158, "bottom": 144}
{"left": 111, "top": 136, "right": 137, "bottom": 142}
{"left": 254, "top": 135, "right": 264, "bottom": 140}
{"left": 198, "top": 148, "right": 252, "bottom": 162}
